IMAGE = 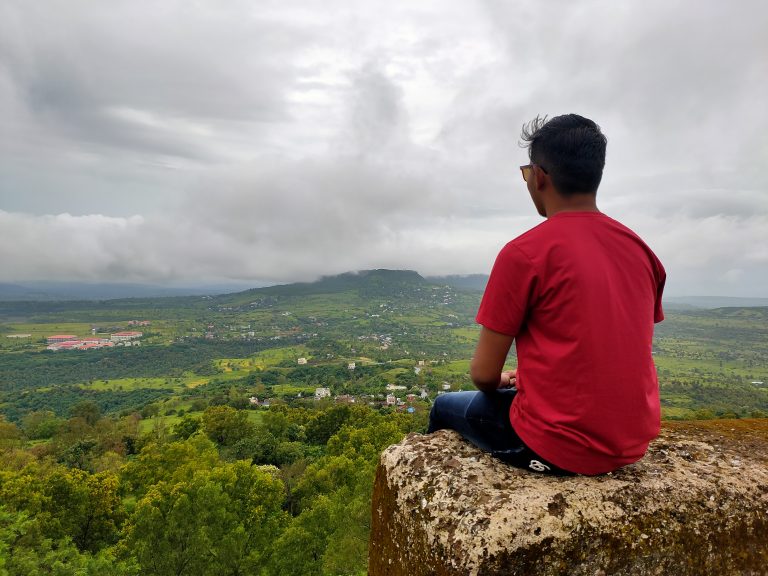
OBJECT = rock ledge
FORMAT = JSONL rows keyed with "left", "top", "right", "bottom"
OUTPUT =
{"left": 369, "top": 420, "right": 768, "bottom": 575}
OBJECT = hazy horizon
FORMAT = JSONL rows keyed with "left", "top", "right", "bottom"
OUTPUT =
{"left": 2, "top": 1, "right": 766, "bottom": 297}
{"left": 3, "top": 273, "right": 768, "bottom": 302}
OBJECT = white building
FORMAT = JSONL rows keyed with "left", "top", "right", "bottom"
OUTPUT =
{"left": 110, "top": 331, "right": 143, "bottom": 342}
{"left": 315, "top": 387, "right": 331, "bottom": 400}
{"left": 297, "top": 357, "right": 308, "bottom": 365}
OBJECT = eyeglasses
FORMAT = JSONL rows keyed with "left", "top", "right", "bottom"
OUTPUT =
{"left": 519, "top": 163, "right": 548, "bottom": 182}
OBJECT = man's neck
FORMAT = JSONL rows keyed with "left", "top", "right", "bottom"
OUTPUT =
{"left": 544, "top": 194, "right": 599, "bottom": 217}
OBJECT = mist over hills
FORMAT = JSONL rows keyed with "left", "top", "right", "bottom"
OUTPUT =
{"left": 1, "top": 272, "right": 766, "bottom": 311}
{"left": 0, "top": 270, "right": 465, "bottom": 305}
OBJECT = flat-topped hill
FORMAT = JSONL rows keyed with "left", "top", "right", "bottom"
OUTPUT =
{"left": 369, "top": 419, "right": 768, "bottom": 575}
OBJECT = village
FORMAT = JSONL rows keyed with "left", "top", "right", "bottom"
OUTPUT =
{"left": 243, "top": 355, "right": 457, "bottom": 415}
{"left": 45, "top": 321, "right": 148, "bottom": 350}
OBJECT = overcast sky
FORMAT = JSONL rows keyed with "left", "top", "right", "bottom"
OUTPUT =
{"left": 1, "top": 0, "right": 766, "bottom": 296}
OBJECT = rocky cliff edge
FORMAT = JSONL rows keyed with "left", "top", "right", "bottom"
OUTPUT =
{"left": 369, "top": 420, "right": 768, "bottom": 575}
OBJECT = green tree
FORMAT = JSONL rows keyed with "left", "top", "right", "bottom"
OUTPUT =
{"left": 122, "top": 435, "right": 220, "bottom": 498}
{"left": 305, "top": 406, "right": 352, "bottom": 445}
{"left": 202, "top": 406, "right": 253, "bottom": 446}
{"left": 20, "top": 411, "right": 62, "bottom": 440}
{"left": 124, "top": 461, "right": 287, "bottom": 576}
{"left": 231, "top": 432, "right": 277, "bottom": 464}
{"left": 56, "top": 439, "right": 98, "bottom": 471}
{"left": 274, "top": 441, "right": 306, "bottom": 467}
{"left": 69, "top": 401, "right": 102, "bottom": 427}
{"left": 38, "top": 468, "right": 124, "bottom": 553}
{"left": 268, "top": 498, "right": 334, "bottom": 576}
{"left": 0, "top": 506, "right": 137, "bottom": 576}
{"left": 0, "top": 418, "right": 21, "bottom": 451}
{"left": 172, "top": 415, "right": 201, "bottom": 440}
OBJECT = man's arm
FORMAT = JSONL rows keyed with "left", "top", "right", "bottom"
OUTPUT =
{"left": 470, "top": 326, "right": 515, "bottom": 392}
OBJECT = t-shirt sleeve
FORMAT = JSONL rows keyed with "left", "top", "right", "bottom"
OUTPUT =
{"left": 653, "top": 258, "right": 667, "bottom": 324}
{"left": 476, "top": 243, "right": 538, "bottom": 336}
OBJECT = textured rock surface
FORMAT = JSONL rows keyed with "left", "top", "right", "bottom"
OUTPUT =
{"left": 369, "top": 420, "right": 768, "bottom": 575}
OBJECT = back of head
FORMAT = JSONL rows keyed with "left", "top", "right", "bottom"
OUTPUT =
{"left": 521, "top": 114, "right": 607, "bottom": 196}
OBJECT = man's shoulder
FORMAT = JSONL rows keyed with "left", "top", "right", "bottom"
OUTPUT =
{"left": 505, "top": 212, "right": 661, "bottom": 265}
{"left": 512, "top": 212, "right": 644, "bottom": 242}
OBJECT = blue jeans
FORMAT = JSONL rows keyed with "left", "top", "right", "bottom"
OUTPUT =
{"left": 427, "top": 389, "right": 573, "bottom": 475}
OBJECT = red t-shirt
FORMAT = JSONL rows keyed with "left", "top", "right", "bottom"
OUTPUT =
{"left": 476, "top": 212, "right": 666, "bottom": 475}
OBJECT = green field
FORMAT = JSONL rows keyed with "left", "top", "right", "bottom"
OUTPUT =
{"left": 1, "top": 273, "right": 767, "bottom": 422}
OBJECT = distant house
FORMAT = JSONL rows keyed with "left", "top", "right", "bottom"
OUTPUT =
{"left": 348, "top": 362, "right": 356, "bottom": 370}
{"left": 47, "top": 340, "right": 78, "bottom": 351}
{"left": 315, "top": 387, "right": 331, "bottom": 400}
{"left": 386, "top": 394, "right": 396, "bottom": 406}
{"left": 80, "top": 343, "right": 103, "bottom": 349}
{"left": 441, "top": 383, "right": 451, "bottom": 391}
{"left": 297, "top": 357, "right": 308, "bottom": 365}
{"left": 386, "top": 384, "right": 407, "bottom": 391}
{"left": 335, "top": 394, "right": 356, "bottom": 404}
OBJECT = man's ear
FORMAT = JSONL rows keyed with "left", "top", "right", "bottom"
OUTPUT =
{"left": 534, "top": 165, "right": 549, "bottom": 190}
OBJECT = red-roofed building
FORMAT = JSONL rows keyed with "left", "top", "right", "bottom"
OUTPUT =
{"left": 47, "top": 339, "right": 115, "bottom": 351}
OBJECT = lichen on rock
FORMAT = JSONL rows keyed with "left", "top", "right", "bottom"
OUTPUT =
{"left": 369, "top": 420, "right": 768, "bottom": 575}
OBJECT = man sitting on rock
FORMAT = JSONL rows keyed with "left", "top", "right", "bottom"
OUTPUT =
{"left": 428, "top": 114, "right": 666, "bottom": 476}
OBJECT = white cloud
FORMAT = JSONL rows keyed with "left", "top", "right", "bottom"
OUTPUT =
{"left": 0, "top": 0, "right": 766, "bottom": 296}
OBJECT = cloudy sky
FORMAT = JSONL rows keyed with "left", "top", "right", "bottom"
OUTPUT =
{"left": 1, "top": 0, "right": 766, "bottom": 296}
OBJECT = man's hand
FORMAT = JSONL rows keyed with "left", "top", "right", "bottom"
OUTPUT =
{"left": 470, "top": 326, "right": 515, "bottom": 392}
{"left": 499, "top": 369, "right": 517, "bottom": 389}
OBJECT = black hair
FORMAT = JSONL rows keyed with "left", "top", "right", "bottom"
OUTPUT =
{"left": 520, "top": 114, "right": 607, "bottom": 196}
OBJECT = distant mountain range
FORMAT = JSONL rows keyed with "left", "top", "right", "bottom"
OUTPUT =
{"left": 0, "top": 281, "right": 261, "bottom": 302}
{"left": 242, "top": 269, "right": 429, "bottom": 297}
{"left": 663, "top": 296, "right": 768, "bottom": 309}
{"left": 1, "top": 274, "right": 766, "bottom": 309}
{"left": 426, "top": 274, "right": 489, "bottom": 291}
